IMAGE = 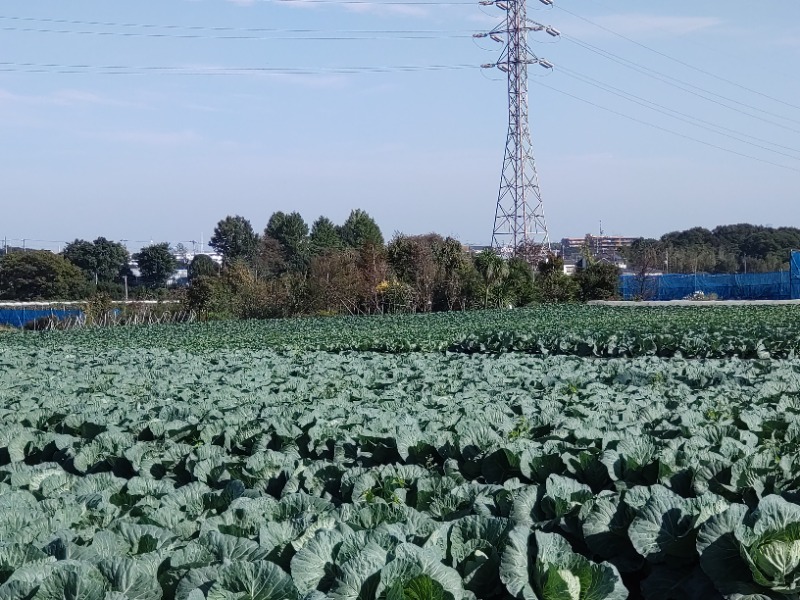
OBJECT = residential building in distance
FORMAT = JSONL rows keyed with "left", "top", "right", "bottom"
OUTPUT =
{"left": 560, "top": 235, "right": 638, "bottom": 258}
{"left": 560, "top": 234, "right": 635, "bottom": 274}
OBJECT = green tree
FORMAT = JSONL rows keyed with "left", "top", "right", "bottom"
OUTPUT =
{"left": 61, "top": 239, "right": 95, "bottom": 276}
{"left": 309, "top": 216, "right": 342, "bottom": 255}
{"left": 253, "top": 237, "right": 288, "bottom": 280}
{"left": 188, "top": 254, "right": 218, "bottom": 282}
{"left": 386, "top": 234, "right": 478, "bottom": 311}
{"left": 656, "top": 223, "right": 800, "bottom": 274}
{"left": 340, "top": 209, "right": 384, "bottom": 248}
{"left": 356, "top": 242, "right": 389, "bottom": 314}
{"left": 306, "top": 248, "right": 361, "bottom": 314}
{"left": 386, "top": 234, "right": 439, "bottom": 311}
{"left": 264, "top": 211, "right": 310, "bottom": 271}
{"left": 474, "top": 249, "right": 509, "bottom": 309}
{"left": 501, "top": 257, "right": 537, "bottom": 306}
{"left": 0, "top": 250, "right": 89, "bottom": 300}
{"left": 134, "top": 243, "right": 177, "bottom": 288}
{"left": 432, "top": 237, "right": 470, "bottom": 310}
{"left": 210, "top": 215, "right": 259, "bottom": 264}
{"left": 533, "top": 254, "right": 579, "bottom": 303}
{"left": 185, "top": 275, "right": 231, "bottom": 319}
{"left": 624, "top": 239, "right": 664, "bottom": 299}
{"left": 661, "top": 227, "right": 714, "bottom": 249}
{"left": 574, "top": 261, "right": 620, "bottom": 301}
{"left": 62, "top": 237, "right": 129, "bottom": 283}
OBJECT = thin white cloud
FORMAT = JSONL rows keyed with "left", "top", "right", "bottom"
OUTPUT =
{"left": 341, "top": 3, "right": 430, "bottom": 18}
{"left": 0, "top": 89, "right": 24, "bottom": 105}
{"left": 91, "top": 129, "right": 203, "bottom": 146}
{"left": 0, "top": 88, "right": 146, "bottom": 109}
{"left": 261, "top": 72, "right": 349, "bottom": 88}
{"left": 50, "top": 90, "right": 147, "bottom": 109}
{"left": 170, "top": 63, "right": 350, "bottom": 88}
{"left": 225, "top": 0, "right": 432, "bottom": 17}
{"left": 773, "top": 35, "right": 800, "bottom": 48}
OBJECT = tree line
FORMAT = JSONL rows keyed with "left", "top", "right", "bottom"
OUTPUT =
{"left": 624, "top": 224, "right": 800, "bottom": 275}
{"left": 0, "top": 208, "right": 619, "bottom": 312}
{"left": 186, "top": 210, "right": 618, "bottom": 318}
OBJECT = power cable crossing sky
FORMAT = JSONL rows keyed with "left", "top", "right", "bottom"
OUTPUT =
{"left": 1, "top": 0, "right": 798, "bottom": 246}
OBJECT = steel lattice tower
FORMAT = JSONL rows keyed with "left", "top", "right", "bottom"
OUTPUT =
{"left": 478, "top": 0, "right": 558, "bottom": 261}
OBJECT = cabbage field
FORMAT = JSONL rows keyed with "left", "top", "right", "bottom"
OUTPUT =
{"left": 1, "top": 305, "right": 800, "bottom": 600}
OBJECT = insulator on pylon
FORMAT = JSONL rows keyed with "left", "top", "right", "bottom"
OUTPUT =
{"left": 479, "top": 0, "right": 494, "bottom": 4}
{"left": 490, "top": 33, "right": 504, "bottom": 42}
{"left": 538, "top": 59, "right": 554, "bottom": 69}
{"left": 545, "top": 26, "right": 561, "bottom": 37}
{"left": 473, "top": 33, "right": 487, "bottom": 38}
{"left": 481, "top": 63, "right": 496, "bottom": 69}
{"left": 539, "top": 0, "right": 554, "bottom": 5}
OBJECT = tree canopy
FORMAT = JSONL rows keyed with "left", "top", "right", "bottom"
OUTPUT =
{"left": 62, "top": 237, "right": 129, "bottom": 283}
{"left": 309, "top": 216, "right": 342, "bottom": 255}
{"left": 188, "top": 254, "right": 218, "bottom": 282}
{"left": 134, "top": 243, "right": 177, "bottom": 288}
{"left": 630, "top": 224, "right": 800, "bottom": 274}
{"left": 340, "top": 209, "right": 384, "bottom": 248}
{"left": 0, "top": 251, "right": 89, "bottom": 300}
{"left": 264, "top": 211, "right": 310, "bottom": 272}
{"left": 574, "top": 260, "right": 620, "bottom": 301}
{"left": 210, "top": 216, "right": 259, "bottom": 264}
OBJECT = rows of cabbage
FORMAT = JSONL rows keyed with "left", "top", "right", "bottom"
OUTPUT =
{"left": 2, "top": 348, "right": 800, "bottom": 599}
{"left": 4, "top": 304, "right": 800, "bottom": 358}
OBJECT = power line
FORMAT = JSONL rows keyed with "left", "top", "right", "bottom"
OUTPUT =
{"left": 557, "top": 65, "right": 800, "bottom": 161}
{"left": 212, "top": 0, "right": 476, "bottom": 4}
{"left": 554, "top": 5, "right": 800, "bottom": 114}
{"left": 262, "top": 0, "right": 473, "bottom": 4}
{"left": 563, "top": 35, "right": 800, "bottom": 133}
{"left": 0, "top": 25, "right": 473, "bottom": 41}
{"left": 567, "top": 0, "right": 799, "bottom": 85}
{"left": 0, "top": 15, "right": 473, "bottom": 35}
{"left": 529, "top": 78, "right": 800, "bottom": 174}
{"left": 0, "top": 60, "right": 478, "bottom": 76}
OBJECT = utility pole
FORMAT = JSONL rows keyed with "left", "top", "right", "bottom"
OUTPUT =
{"left": 478, "top": 0, "right": 557, "bottom": 262}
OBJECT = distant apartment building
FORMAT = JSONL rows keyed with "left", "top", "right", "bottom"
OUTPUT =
{"left": 560, "top": 235, "right": 638, "bottom": 258}
{"left": 560, "top": 235, "right": 636, "bottom": 274}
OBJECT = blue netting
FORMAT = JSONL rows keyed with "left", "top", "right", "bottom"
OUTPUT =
{"left": 621, "top": 269, "right": 796, "bottom": 301}
{"left": 0, "top": 308, "right": 82, "bottom": 328}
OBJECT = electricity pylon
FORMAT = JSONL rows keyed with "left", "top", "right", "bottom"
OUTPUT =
{"left": 477, "top": 0, "right": 558, "bottom": 262}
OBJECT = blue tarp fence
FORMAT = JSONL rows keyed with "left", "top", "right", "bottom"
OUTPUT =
{"left": 0, "top": 308, "right": 83, "bottom": 328}
{"left": 621, "top": 251, "right": 800, "bottom": 301}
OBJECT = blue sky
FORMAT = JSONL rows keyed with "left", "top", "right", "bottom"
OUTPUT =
{"left": 2, "top": 0, "right": 799, "bottom": 252}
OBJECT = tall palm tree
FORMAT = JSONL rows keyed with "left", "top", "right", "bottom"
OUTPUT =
{"left": 475, "top": 249, "right": 509, "bottom": 308}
